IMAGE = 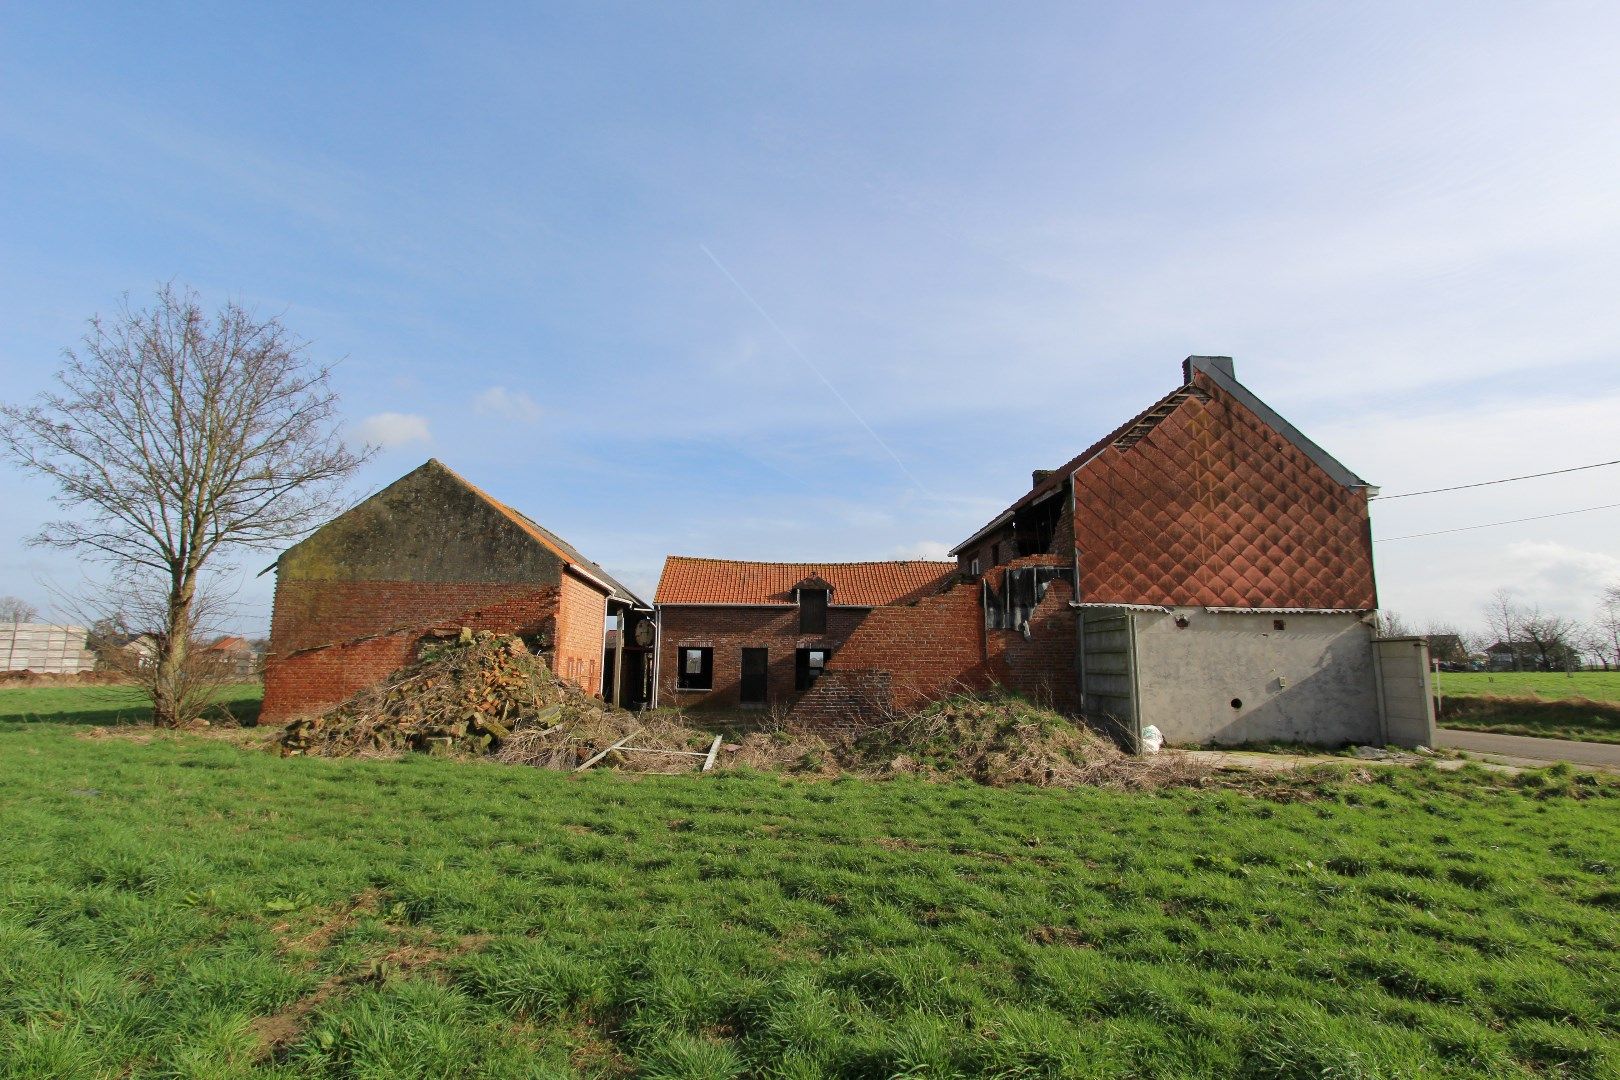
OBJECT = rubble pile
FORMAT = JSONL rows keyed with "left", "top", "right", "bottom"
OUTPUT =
{"left": 282, "top": 629, "right": 582, "bottom": 757}
{"left": 281, "top": 629, "right": 717, "bottom": 770}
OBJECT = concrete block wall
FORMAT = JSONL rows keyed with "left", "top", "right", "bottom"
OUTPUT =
{"left": 1128, "top": 608, "right": 1380, "bottom": 746}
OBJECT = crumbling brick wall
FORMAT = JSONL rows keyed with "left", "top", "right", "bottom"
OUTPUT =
{"left": 791, "top": 584, "right": 992, "bottom": 726}
{"left": 988, "top": 577, "right": 1079, "bottom": 713}
{"left": 269, "top": 579, "right": 545, "bottom": 657}
{"left": 790, "top": 573, "right": 1080, "bottom": 729}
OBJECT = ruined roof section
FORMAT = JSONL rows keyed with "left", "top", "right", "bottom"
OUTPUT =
{"left": 432, "top": 461, "right": 651, "bottom": 608}
{"left": 950, "top": 356, "right": 1371, "bottom": 555}
{"left": 655, "top": 557, "right": 958, "bottom": 607}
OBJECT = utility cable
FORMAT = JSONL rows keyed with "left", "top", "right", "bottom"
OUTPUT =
{"left": 1375, "top": 459, "right": 1620, "bottom": 499}
{"left": 1380, "top": 502, "right": 1620, "bottom": 541}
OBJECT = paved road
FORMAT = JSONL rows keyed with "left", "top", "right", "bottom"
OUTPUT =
{"left": 1436, "top": 728, "right": 1620, "bottom": 769}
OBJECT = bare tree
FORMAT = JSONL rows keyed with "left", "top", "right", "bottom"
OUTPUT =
{"left": 1377, "top": 610, "right": 1412, "bottom": 637}
{"left": 0, "top": 595, "right": 39, "bottom": 623}
{"left": 1518, "top": 610, "right": 1582, "bottom": 672}
{"left": 1483, "top": 589, "right": 1525, "bottom": 670}
{"left": 1591, "top": 585, "right": 1620, "bottom": 671}
{"left": 1, "top": 284, "right": 369, "bottom": 725}
{"left": 53, "top": 571, "right": 240, "bottom": 725}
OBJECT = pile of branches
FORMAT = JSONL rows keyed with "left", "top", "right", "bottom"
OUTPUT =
{"left": 282, "top": 629, "right": 722, "bottom": 771}
{"left": 843, "top": 689, "right": 1211, "bottom": 789}
{"left": 282, "top": 629, "right": 581, "bottom": 757}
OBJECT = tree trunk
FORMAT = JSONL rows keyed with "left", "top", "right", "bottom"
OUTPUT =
{"left": 151, "top": 571, "right": 195, "bottom": 727}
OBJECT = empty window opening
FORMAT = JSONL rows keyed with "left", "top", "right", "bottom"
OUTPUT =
{"left": 795, "top": 647, "right": 830, "bottom": 691}
{"left": 677, "top": 647, "right": 713, "bottom": 691}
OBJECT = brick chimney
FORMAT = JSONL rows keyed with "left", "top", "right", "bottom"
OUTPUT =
{"left": 1032, "top": 469, "right": 1054, "bottom": 489}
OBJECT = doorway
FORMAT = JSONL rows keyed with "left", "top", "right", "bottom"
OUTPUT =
{"left": 740, "top": 648, "right": 768, "bottom": 705}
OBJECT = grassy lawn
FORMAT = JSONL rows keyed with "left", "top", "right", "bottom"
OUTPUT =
{"left": 2, "top": 722, "right": 1617, "bottom": 1077}
{"left": 1436, "top": 670, "right": 1620, "bottom": 703}
{"left": 0, "top": 682, "right": 262, "bottom": 727}
{"left": 1435, "top": 673, "right": 1620, "bottom": 744}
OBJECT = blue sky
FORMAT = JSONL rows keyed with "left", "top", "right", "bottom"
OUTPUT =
{"left": 3, "top": 2, "right": 1619, "bottom": 635}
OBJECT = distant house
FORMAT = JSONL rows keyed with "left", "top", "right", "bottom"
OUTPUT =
{"left": 203, "top": 636, "right": 257, "bottom": 678}
{"left": 1425, "top": 634, "right": 1469, "bottom": 666}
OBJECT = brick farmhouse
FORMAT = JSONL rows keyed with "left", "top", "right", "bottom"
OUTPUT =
{"left": 658, "top": 356, "right": 1430, "bottom": 747}
{"left": 264, "top": 356, "right": 1432, "bottom": 748}
{"left": 261, "top": 459, "right": 651, "bottom": 723}
{"left": 653, "top": 558, "right": 958, "bottom": 709}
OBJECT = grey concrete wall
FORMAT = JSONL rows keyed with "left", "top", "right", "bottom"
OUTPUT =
{"left": 1129, "top": 608, "right": 1380, "bottom": 746}
{"left": 1374, "top": 637, "right": 1436, "bottom": 748}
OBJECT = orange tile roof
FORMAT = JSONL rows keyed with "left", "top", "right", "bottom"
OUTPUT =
{"left": 655, "top": 557, "right": 957, "bottom": 607}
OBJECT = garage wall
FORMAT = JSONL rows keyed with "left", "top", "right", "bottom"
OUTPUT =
{"left": 1127, "top": 608, "right": 1380, "bottom": 746}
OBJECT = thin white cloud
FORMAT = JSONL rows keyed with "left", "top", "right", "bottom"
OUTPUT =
{"left": 353, "top": 412, "right": 431, "bottom": 449}
{"left": 474, "top": 386, "right": 542, "bottom": 423}
{"left": 896, "top": 540, "right": 953, "bottom": 560}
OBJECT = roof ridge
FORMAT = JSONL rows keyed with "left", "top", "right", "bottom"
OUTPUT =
{"left": 662, "top": 555, "right": 956, "bottom": 567}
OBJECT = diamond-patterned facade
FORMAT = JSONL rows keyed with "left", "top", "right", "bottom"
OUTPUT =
{"left": 1073, "top": 375, "right": 1376, "bottom": 609}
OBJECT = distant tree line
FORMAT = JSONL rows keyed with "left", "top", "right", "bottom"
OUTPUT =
{"left": 1385, "top": 584, "right": 1620, "bottom": 671}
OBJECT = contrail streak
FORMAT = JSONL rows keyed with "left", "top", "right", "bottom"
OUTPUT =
{"left": 699, "top": 244, "right": 929, "bottom": 494}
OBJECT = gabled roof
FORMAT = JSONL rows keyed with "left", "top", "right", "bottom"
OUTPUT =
{"left": 950, "top": 356, "right": 1372, "bottom": 555}
{"left": 655, "top": 557, "right": 957, "bottom": 607}
{"left": 432, "top": 461, "right": 650, "bottom": 608}
{"left": 269, "top": 459, "right": 650, "bottom": 609}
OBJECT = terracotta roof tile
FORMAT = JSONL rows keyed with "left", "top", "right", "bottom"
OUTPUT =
{"left": 655, "top": 557, "right": 958, "bottom": 607}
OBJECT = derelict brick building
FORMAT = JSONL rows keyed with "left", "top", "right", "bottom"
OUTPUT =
{"left": 652, "top": 558, "right": 957, "bottom": 709}
{"left": 786, "top": 356, "right": 1431, "bottom": 746}
{"left": 262, "top": 459, "right": 651, "bottom": 723}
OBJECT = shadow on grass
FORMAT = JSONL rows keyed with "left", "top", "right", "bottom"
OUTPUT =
{"left": 0, "top": 686, "right": 262, "bottom": 728}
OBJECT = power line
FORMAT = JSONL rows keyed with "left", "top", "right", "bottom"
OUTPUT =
{"left": 1376, "top": 458, "right": 1620, "bottom": 500}
{"left": 1381, "top": 502, "right": 1620, "bottom": 541}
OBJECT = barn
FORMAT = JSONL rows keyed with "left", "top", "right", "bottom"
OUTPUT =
{"left": 261, "top": 459, "right": 651, "bottom": 723}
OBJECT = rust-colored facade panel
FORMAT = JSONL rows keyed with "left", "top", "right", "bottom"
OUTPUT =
{"left": 1073, "top": 381, "right": 1376, "bottom": 609}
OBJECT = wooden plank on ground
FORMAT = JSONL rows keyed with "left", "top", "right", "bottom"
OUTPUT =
{"left": 575, "top": 731, "right": 639, "bottom": 772}
{"left": 702, "top": 734, "right": 723, "bottom": 772}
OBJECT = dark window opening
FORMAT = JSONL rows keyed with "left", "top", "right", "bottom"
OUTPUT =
{"left": 799, "top": 588, "right": 828, "bottom": 634}
{"left": 795, "top": 647, "right": 830, "bottom": 691}
{"left": 676, "top": 646, "right": 713, "bottom": 691}
{"left": 740, "top": 647, "right": 768, "bottom": 704}
{"left": 984, "top": 565, "right": 1076, "bottom": 630}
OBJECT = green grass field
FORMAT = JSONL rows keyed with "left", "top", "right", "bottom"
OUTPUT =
{"left": 0, "top": 682, "right": 262, "bottom": 727}
{"left": 1436, "top": 671, "right": 1620, "bottom": 703}
{"left": 2, "top": 716, "right": 1617, "bottom": 1077}
{"left": 1435, "top": 672, "right": 1620, "bottom": 744}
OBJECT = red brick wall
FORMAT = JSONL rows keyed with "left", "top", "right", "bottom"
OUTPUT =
{"left": 988, "top": 577, "right": 1079, "bottom": 713}
{"left": 798, "top": 584, "right": 992, "bottom": 719}
{"left": 1073, "top": 378, "right": 1376, "bottom": 609}
{"left": 262, "top": 631, "right": 420, "bottom": 724}
{"left": 260, "top": 585, "right": 561, "bottom": 723}
{"left": 269, "top": 579, "right": 544, "bottom": 658}
{"left": 555, "top": 571, "right": 608, "bottom": 695}
{"left": 791, "top": 574, "right": 1080, "bottom": 729}
{"left": 657, "top": 606, "right": 869, "bottom": 708}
